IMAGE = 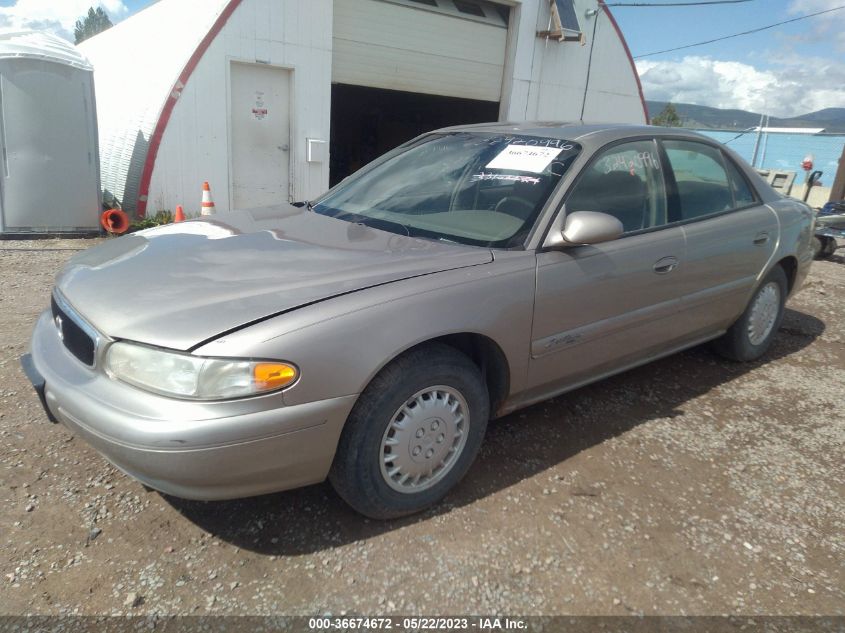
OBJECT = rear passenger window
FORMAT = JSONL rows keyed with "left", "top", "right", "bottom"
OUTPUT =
{"left": 663, "top": 140, "right": 735, "bottom": 220}
{"left": 724, "top": 157, "right": 757, "bottom": 208}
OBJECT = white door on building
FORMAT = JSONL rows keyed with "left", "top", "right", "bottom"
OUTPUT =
{"left": 229, "top": 62, "right": 291, "bottom": 209}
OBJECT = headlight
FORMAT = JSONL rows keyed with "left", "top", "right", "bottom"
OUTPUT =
{"left": 105, "top": 341, "right": 298, "bottom": 400}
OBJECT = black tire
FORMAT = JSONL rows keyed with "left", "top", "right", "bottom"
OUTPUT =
{"left": 713, "top": 266, "right": 788, "bottom": 362}
{"left": 329, "top": 343, "right": 489, "bottom": 519}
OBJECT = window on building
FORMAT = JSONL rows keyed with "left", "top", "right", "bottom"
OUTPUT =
{"left": 552, "top": 0, "right": 580, "bottom": 33}
{"left": 391, "top": 0, "right": 508, "bottom": 27}
{"left": 454, "top": 0, "right": 485, "bottom": 17}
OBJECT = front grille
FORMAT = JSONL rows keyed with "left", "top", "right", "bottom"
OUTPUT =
{"left": 51, "top": 295, "right": 96, "bottom": 366}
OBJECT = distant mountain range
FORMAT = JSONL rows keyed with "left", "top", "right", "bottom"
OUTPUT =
{"left": 646, "top": 101, "right": 845, "bottom": 134}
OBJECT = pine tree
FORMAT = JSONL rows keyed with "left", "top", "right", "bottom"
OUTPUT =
{"left": 74, "top": 7, "right": 113, "bottom": 45}
{"left": 651, "top": 103, "right": 682, "bottom": 127}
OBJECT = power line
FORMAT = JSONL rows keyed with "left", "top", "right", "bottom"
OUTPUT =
{"left": 723, "top": 126, "right": 757, "bottom": 144}
{"left": 580, "top": 5, "right": 602, "bottom": 120}
{"left": 633, "top": 4, "right": 845, "bottom": 58}
{"left": 604, "top": 0, "right": 753, "bottom": 6}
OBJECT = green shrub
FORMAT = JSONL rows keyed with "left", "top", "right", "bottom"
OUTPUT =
{"left": 129, "top": 210, "right": 173, "bottom": 232}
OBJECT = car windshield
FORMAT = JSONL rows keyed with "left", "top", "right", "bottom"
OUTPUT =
{"left": 313, "top": 132, "right": 581, "bottom": 248}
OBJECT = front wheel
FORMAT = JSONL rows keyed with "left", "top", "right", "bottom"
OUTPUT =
{"left": 329, "top": 343, "right": 489, "bottom": 519}
{"left": 713, "top": 266, "right": 787, "bottom": 362}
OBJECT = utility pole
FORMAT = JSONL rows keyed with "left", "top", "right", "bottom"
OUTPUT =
{"left": 830, "top": 142, "right": 845, "bottom": 203}
{"left": 750, "top": 113, "right": 765, "bottom": 168}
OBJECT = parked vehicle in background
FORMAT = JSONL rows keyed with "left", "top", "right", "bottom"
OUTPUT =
{"left": 813, "top": 201, "right": 845, "bottom": 260}
{"left": 22, "top": 123, "right": 815, "bottom": 519}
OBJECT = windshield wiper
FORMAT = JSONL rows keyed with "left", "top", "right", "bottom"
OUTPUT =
{"left": 333, "top": 211, "right": 411, "bottom": 238}
{"left": 291, "top": 200, "right": 314, "bottom": 210}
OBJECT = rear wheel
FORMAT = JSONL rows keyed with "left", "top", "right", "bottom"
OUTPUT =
{"left": 329, "top": 343, "right": 489, "bottom": 519}
{"left": 713, "top": 266, "right": 787, "bottom": 362}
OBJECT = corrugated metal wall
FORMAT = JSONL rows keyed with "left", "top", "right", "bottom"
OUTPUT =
{"left": 79, "top": 0, "right": 233, "bottom": 213}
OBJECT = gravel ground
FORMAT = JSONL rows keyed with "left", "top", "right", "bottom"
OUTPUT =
{"left": 1, "top": 238, "right": 843, "bottom": 617}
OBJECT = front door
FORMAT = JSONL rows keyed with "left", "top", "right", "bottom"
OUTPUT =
{"left": 229, "top": 62, "right": 291, "bottom": 209}
{"left": 526, "top": 139, "right": 691, "bottom": 397}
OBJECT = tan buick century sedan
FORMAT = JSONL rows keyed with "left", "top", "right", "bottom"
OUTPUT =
{"left": 22, "top": 123, "right": 815, "bottom": 518}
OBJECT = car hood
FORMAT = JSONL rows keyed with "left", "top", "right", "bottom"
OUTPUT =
{"left": 56, "top": 205, "right": 493, "bottom": 350}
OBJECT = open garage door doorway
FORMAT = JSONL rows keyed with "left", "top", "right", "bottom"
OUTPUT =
{"left": 329, "top": 84, "right": 500, "bottom": 185}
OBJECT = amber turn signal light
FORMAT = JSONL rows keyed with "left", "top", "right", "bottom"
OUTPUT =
{"left": 253, "top": 362, "right": 298, "bottom": 390}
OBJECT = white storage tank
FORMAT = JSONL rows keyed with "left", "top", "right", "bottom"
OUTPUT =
{"left": 0, "top": 30, "right": 100, "bottom": 235}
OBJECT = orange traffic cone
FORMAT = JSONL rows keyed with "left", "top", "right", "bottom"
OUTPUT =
{"left": 174, "top": 205, "right": 185, "bottom": 223}
{"left": 200, "top": 182, "right": 216, "bottom": 216}
{"left": 100, "top": 209, "right": 130, "bottom": 234}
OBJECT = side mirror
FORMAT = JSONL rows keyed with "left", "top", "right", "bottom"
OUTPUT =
{"left": 561, "top": 211, "right": 624, "bottom": 245}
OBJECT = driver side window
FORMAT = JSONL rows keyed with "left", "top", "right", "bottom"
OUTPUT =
{"left": 566, "top": 140, "right": 667, "bottom": 233}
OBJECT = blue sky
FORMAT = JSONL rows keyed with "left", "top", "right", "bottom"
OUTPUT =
{"left": 613, "top": 0, "right": 845, "bottom": 116}
{"left": 1, "top": 0, "right": 843, "bottom": 116}
{"left": 613, "top": 0, "right": 836, "bottom": 64}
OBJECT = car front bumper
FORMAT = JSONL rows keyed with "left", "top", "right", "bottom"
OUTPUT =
{"left": 23, "top": 310, "right": 358, "bottom": 500}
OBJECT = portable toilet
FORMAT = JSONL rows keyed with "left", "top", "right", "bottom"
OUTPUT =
{"left": 0, "top": 30, "right": 100, "bottom": 236}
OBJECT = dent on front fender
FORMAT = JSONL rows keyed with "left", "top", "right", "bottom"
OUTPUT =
{"left": 193, "top": 256, "right": 537, "bottom": 408}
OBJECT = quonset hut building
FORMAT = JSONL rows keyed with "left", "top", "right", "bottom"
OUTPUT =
{"left": 79, "top": 0, "right": 647, "bottom": 216}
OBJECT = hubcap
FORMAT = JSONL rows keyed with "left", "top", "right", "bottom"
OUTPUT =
{"left": 379, "top": 386, "right": 469, "bottom": 493}
{"left": 747, "top": 281, "right": 780, "bottom": 346}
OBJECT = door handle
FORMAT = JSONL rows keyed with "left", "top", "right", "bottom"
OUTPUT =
{"left": 278, "top": 144, "right": 290, "bottom": 152}
{"left": 653, "top": 256, "right": 678, "bottom": 274}
{"left": 753, "top": 232, "right": 770, "bottom": 245}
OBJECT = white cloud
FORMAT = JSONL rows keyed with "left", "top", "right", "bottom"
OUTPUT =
{"left": 0, "top": 0, "right": 128, "bottom": 42}
{"left": 788, "top": 0, "right": 845, "bottom": 52}
{"left": 637, "top": 55, "right": 845, "bottom": 117}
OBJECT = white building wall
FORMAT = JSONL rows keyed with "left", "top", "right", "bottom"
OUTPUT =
{"left": 501, "top": 0, "right": 646, "bottom": 125}
{"left": 147, "top": 0, "right": 644, "bottom": 216}
{"left": 148, "top": 0, "right": 332, "bottom": 215}
{"left": 84, "top": 0, "right": 645, "bottom": 217}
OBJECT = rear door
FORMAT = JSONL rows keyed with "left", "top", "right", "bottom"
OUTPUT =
{"left": 660, "top": 139, "right": 779, "bottom": 334}
{"left": 527, "top": 139, "right": 691, "bottom": 397}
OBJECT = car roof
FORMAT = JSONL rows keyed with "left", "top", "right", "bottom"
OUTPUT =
{"left": 435, "top": 121, "right": 715, "bottom": 149}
